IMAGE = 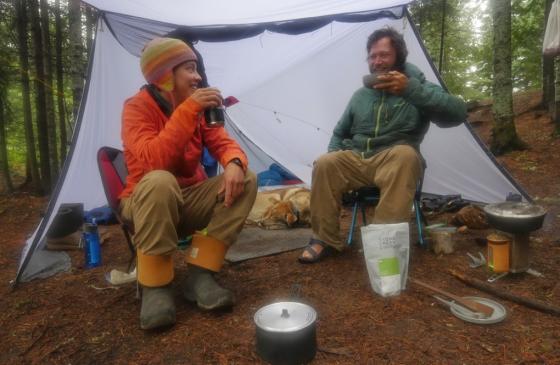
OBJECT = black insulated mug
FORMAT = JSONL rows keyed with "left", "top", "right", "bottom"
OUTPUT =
{"left": 205, "top": 106, "right": 225, "bottom": 127}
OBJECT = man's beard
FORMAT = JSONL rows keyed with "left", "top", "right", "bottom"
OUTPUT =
{"left": 369, "top": 65, "right": 393, "bottom": 74}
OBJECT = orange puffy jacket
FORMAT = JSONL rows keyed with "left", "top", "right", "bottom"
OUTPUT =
{"left": 120, "top": 88, "right": 248, "bottom": 198}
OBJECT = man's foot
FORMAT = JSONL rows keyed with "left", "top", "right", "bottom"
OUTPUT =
{"left": 181, "top": 266, "right": 234, "bottom": 310}
{"left": 140, "top": 286, "right": 176, "bottom": 330}
{"left": 298, "top": 238, "right": 333, "bottom": 264}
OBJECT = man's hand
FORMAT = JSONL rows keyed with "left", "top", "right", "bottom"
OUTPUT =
{"left": 374, "top": 71, "right": 408, "bottom": 95}
{"left": 189, "top": 87, "right": 222, "bottom": 109}
{"left": 218, "top": 161, "right": 245, "bottom": 207}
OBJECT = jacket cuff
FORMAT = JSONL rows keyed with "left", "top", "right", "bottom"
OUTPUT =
{"left": 221, "top": 152, "right": 248, "bottom": 172}
{"left": 227, "top": 157, "right": 247, "bottom": 172}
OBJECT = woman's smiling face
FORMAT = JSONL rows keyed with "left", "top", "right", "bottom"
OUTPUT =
{"left": 172, "top": 60, "right": 202, "bottom": 102}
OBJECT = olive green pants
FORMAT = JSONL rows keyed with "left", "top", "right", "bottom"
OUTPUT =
{"left": 311, "top": 145, "right": 422, "bottom": 250}
{"left": 120, "top": 170, "right": 257, "bottom": 256}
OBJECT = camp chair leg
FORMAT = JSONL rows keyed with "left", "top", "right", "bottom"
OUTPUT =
{"left": 122, "top": 224, "right": 137, "bottom": 272}
{"left": 347, "top": 201, "right": 360, "bottom": 245}
{"left": 127, "top": 251, "right": 137, "bottom": 273}
{"left": 414, "top": 199, "right": 426, "bottom": 247}
{"left": 361, "top": 204, "right": 367, "bottom": 226}
{"left": 122, "top": 225, "right": 135, "bottom": 254}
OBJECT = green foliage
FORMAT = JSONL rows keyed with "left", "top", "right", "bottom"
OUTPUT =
{"left": 1, "top": 1, "right": 28, "bottom": 175}
{"left": 6, "top": 87, "right": 28, "bottom": 173}
{"left": 0, "top": 0, "right": 81, "bottom": 177}
{"left": 410, "top": 0, "right": 547, "bottom": 102}
{"left": 410, "top": 0, "right": 492, "bottom": 101}
{"left": 0, "top": 4, "right": 15, "bottom": 127}
{"left": 512, "top": 0, "right": 545, "bottom": 90}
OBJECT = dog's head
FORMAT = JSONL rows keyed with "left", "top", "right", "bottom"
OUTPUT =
{"left": 260, "top": 200, "right": 298, "bottom": 229}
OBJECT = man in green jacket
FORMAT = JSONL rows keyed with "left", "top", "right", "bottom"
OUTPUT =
{"left": 298, "top": 27, "right": 467, "bottom": 263}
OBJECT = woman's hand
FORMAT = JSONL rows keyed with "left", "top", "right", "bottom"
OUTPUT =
{"left": 218, "top": 161, "right": 245, "bottom": 207}
{"left": 189, "top": 87, "right": 223, "bottom": 109}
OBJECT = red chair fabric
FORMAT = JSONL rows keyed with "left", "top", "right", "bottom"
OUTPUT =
{"left": 97, "top": 146, "right": 136, "bottom": 270}
{"left": 97, "top": 147, "right": 127, "bottom": 212}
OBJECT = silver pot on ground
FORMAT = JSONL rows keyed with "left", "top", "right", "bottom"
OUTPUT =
{"left": 483, "top": 202, "right": 547, "bottom": 234}
{"left": 254, "top": 301, "right": 317, "bottom": 365}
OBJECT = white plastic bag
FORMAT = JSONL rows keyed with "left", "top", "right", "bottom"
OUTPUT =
{"left": 361, "top": 223, "right": 410, "bottom": 297}
{"left": 543, "top": 0, "right": 560, "bottom": 55}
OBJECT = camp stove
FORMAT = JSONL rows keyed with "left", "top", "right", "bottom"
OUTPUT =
{"left": 483, "top": 202, "right": 547, "bottom": 274}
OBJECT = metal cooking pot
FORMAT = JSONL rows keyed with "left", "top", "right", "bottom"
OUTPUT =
{"left": 254, "top": 301, "right": 317, "bottom": 365}
{"left": 46, "top": 204, "right": 84, "bottom": 238}
{"left": 483, "top": 202, "right": 547, "bottom": 233}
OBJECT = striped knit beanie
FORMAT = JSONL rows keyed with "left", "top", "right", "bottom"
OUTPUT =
{"left": 140, "top": 37, "right": 198, "bottom": 92}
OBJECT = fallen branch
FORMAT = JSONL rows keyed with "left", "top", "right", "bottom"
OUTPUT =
{"left": 449, "top": 270, "right": 560, "bottom": 317}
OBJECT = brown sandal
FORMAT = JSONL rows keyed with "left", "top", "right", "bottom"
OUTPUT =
{"left": 297, "top": 238, "right": 333, "bottom": 264}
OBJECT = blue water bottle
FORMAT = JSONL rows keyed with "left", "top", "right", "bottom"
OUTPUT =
{"left": 83, "top": 219, "right": 102, "bottom": 268}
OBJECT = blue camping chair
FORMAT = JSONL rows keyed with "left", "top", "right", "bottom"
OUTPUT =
{"left": 344, "top": 175, "right": 427, "bottom": 247}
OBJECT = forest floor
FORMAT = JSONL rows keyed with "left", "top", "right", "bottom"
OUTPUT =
{"left": 1, "top": 90, "right": 559, "bottom": 364}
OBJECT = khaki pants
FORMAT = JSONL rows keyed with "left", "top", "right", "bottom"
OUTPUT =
{"left": 120, "top": 170, "right": 257, "bottom": 257}
{"left": 311, "top": 145, "right": 422, "bottom": 250}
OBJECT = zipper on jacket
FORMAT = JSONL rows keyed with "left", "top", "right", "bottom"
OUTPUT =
{"left": 375, "top": 92, "right": 385, "bottom": 138}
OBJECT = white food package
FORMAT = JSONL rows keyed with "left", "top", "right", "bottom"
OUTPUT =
{"left": 361, "top": 223, "right": 410, "bottom": 297}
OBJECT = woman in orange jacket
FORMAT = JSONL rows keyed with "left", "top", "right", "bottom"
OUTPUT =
{"left": 120, "top": 37, "right": 257, "bottom": 330}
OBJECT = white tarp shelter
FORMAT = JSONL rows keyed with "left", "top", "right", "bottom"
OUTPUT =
{"left": 14, "top": 0, "right": 529, "bottom": 284}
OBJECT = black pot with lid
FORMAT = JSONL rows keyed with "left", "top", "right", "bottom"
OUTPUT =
{"left": 254, "top": 301, "right": 317, "bottom": 365}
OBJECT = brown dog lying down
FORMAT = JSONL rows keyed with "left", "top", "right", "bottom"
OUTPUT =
{"left": 246, "top": 187, "right": 311, "bottom": 229}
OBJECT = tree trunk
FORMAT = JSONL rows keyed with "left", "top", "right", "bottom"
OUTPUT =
{"left": 438, "top": 0, "right": 446, "bottom": 74}
{"left": 491, "top": 0, "right": 525, "bottom": 155}
{"left": 14, "top": 0, "right": 42, "bottom": 194}
{"left": 555, "top": 57, "right": 560, "bottom": 135}
{"left": 417, "top": 2, "right": 424, "bottom": 35}
{"left": 54, "top": 0, "right": 67, "bottom": 164}
{"left": 0, "top": 98, "right": 13, "bottom": 194}
{"left": 68, "top": 0, "right": 83, "bottom": 123}
{"left": 543, "top": 0, "right": 555, "bottom": 112}
{"left": 40, "top": 0, "right": 59, "bottom": 185}
{"left": 29, "top": 0, "right": 51, "bottom": 192}
{"left": 85, "top": 6, "right": 95, "bottom": 59}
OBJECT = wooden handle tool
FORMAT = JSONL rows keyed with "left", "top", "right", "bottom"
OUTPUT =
{"left": 410, "top": 278, "right": 494, "bottom": 317}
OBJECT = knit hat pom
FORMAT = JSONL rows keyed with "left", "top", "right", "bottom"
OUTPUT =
{"left": 140, "top": 37, "right": 198, "bottom": 92}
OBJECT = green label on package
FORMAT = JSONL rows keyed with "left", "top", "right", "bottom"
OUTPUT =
{"left": 378, "top": 257, "right": 399, "bottom": 276}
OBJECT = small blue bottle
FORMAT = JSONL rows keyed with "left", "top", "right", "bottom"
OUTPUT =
{"left": 83, "top": 219, "right": 102, "bottom": 268}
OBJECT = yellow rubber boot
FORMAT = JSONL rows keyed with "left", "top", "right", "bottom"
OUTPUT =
{"left": 185, "top": 233, "right": 227, "bottom": 272}
{"left": 137, "top": 251, "right": 175, "bottom": 330}
{"left": 183, "top": 234, "right": 234, "bottom": 310}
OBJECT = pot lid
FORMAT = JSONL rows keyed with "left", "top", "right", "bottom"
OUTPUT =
{"left": 254, "top": 301, "right": 317, "bottom": 332}
{"left": 484, "top": 202, "right": 547, "bottom": 219}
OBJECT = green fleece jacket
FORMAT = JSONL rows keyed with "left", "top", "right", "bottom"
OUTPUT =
{"left": 328, "top": 63, "right": 467, "bottom": 158}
